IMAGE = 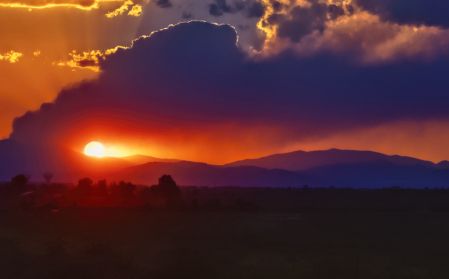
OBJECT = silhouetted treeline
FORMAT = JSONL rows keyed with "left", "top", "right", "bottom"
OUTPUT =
{"left": 74, "top": 174, "right": 180, "bottom": 201}
{"left": 0, "top": 174, "right": 182, "bottom": 210}
{"left": 4, "top": 174, "right": 449, "bottom": 212}
{"left": 0, "top": 174, "right": 67, "bottom": 198}
{"left": 75, "top": 178, "right": 137, "bottom": 199}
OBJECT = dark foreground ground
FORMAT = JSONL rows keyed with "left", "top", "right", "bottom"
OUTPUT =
{"left": 1, "top": 208, "right": 449, "bottom": 279}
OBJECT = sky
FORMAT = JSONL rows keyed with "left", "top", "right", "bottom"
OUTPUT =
{"left": 2, "top": 0, "right": 449, "bottom": 164}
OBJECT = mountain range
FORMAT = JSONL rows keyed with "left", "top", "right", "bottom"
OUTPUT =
{"left": 225, "top": 149, "right": 440, "bottom": 170}
{"left": 1, "top": 139, "right": 449, "bottom": 188}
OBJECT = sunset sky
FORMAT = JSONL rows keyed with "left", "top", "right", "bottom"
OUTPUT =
{"left": 2, "top": 0, "right": 449, "bottom": 164}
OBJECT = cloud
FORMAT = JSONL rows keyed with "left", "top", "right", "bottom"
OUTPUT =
{"left": 0, "top": 0, "right": 144, "bottom": 14}
{"left": 209, "top": 0, "right": 239, "bottom": 16}
{"left": 9, "top": 21, "right": 449, "bottom": 163}
{"left": 1, "top": 0, "right": 448, "bottom": 69}
{"left": 105, "top": 0, "right": 141, "bottom": 17}
{"left": 315, "top": 11, "right": 449, "bottom": 63}
{"left": 328, "top": 4, "right": 345, "bottom": 20}
{"left": 270, "top": 0, "right": 283, "bottom": 12}
{"left": 208, "top": 0, "right": 265, "bottom": 18}
{"left": 0, "top": 57, "right": 97, "bottom": 141}
{"left": 261, "top": 0, "right": 349, "bottom": 43}
{"left": 276, "top": 2, "right": 328, "bottom": 42}
{"left": 0, "top": 0, "right": 98, "bottom": 9}
{"left": 182, "top": 11, "right": 192, "bottom": 18}
{"left": 246, "top": 1, "right": 265, "bottom": 18}
{"left": 155, "top": 0, "right": 171, "bottom": 8}
{"left": 2, "top": 0, "right": 449, "bottom": 163}
{"left": 0, "top": 51, "right": 23, "bottom": 63}
{"left": 258, "top": 3, "right": 449, "bottom": 64}
{"left": 105, "top": 0, "right": 132, "bottom": 17}
{"left": 354, "top": 0, "right": 449, "bottom": 28}
{"left": 128, "top": 3, "right": 141, "bottom": 16}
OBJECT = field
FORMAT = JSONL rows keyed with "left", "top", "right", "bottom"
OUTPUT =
{"left": 2, "top": 206, "right": 449, "bottom": 279}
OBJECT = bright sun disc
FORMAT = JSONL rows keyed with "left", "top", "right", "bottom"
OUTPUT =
{"left": 84, "top": 142, "right": 104, "bottom": 157}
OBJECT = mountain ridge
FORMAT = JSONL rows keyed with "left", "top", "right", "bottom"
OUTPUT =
{"left": 103, "top": 159, "right": 449, "bottom": 188}
{"left": 224, "top": 148, "right": 438, "bottom": 171}
{"left": 1, "top": 139, "right": 449, "bottom": 188}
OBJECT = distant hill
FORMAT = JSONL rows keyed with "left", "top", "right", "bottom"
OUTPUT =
{"left": 436, "top": 160, "right": 449, "bottom": 169}
{"left": 119, "top": 154, "right": 179, "bottom": 165}
{"left": 2, "top": 139, "right": 449, "bottom": 188}
{"left": 302, "top": 160, "right": 449, "bottom": 188}
{"left": 108, "top": 161, "right": 309, "bottom": 187}
{"left": 104, "top": 160, "right": 449, "bottom": 189}
{"left": 225, "top": 149, "right": 438, "bottom": 171}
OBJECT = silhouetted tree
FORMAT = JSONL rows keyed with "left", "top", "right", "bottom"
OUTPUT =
{"left": 11, "top": 174, "right": 28, "bottom": 196}
{"left": 109, "top": 181, "right": 118, "bottom": 197}
{"left": 77, "top": 177, "right": 93, "bottom": 196}
{"left": 149, "top": 174, "right": 181, "bottom": 199}
{"left": 96, "top": 179, "right": 108, "bottom": 197}
{"left": 118, "top": 181, "right": 136, "bottom": 198}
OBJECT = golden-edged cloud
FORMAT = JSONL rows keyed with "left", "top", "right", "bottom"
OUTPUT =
{"left": 253, "top": 0, "right": 449, "bottom": 63}
{"left": 105, "top": 0, "right": 141, "bottom": 17}
{"left": 105, "top": 0, "right": 130, "bottom": 17}
{"left": 0, "top": 51, "right": 23, "bottom": 63}
{"left": 127, "top": 3, "right": 140, "bottom": 16}
{"left": 0, "top": 0, "right": 98, "bottom": 9}
{"left": 0, "top": 0, "right": 142, "bottom": 14}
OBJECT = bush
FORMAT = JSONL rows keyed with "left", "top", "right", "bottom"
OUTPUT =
{"left": 149, "top": 175, "right": 181, "bottom": 200}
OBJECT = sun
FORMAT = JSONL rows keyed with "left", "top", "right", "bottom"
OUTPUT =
{"left": 84, "top": 141, "right": 104, "bottom": 157}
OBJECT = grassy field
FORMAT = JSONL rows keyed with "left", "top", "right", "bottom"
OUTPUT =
{"left": 1, "top": 209, "right": 449, "bottom": 279}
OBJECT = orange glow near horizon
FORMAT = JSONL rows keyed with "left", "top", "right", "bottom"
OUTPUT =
{"left": 68, "top": 119, "right": 449, "bottom": 165}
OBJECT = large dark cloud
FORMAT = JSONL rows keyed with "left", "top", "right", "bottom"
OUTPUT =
{"left": 355, "top": 0, "right": 449, "bottom": 27}
{"left": 9, "top": 21, "right": 449, "bottom": 148}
